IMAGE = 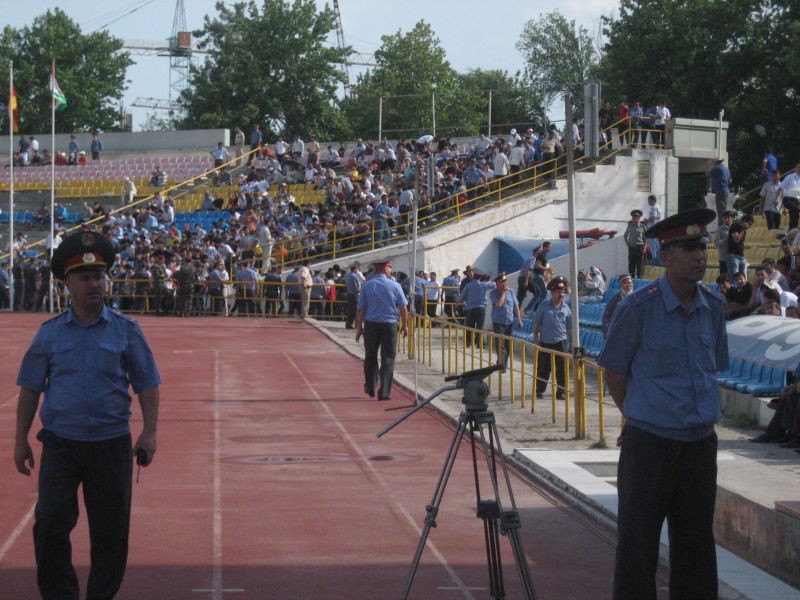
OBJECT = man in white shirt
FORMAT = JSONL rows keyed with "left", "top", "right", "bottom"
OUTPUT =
{"left": 780, "top": 163, "right": 800, "bottom": 230}
{"left": 424, "top": 272, "right": 441, "bottom": 318}
{"left": 654, "top": 101, "right": 671, "bottom": 148}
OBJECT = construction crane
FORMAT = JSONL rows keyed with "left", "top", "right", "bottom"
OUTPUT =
{"left": 126, "top": 0, "right": 199, "bottom": 121}
{"left": 332, "top": 0, "right": 351, "bottom": 96}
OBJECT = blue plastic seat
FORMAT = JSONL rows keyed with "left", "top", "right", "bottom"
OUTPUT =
{"left": 735, "top": 364, "right": 765, "bottom": 392}
{"left": 743, "top": 366, "right": 788, "bottom": 395}
{"left": 716, "top": 357, "right": 745, "bottom": 387}
{"left": 719, "top": 361, "right": 757, "bottom": 389}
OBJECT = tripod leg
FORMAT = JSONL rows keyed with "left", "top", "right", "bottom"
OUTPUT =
{"left": 479, "top": 416, "right": 538, "bottom": 600}
{"left": 501, "top": 511, "right": 537, "bottom": 600}
{"left": 401, "top": 414, "right": 469, "bottom": 600}
{"left": 478, "top": 500, "right": 505, "bottom": 599}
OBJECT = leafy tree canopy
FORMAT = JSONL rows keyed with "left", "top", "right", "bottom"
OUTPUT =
{"left": 341, "top": 21, "right": 465, "bottom": 140}
{"left": 0, "top": 9, "right": 132, "bottom": 134}
{"left": 517, "top": 12, "right": 598, "bottom": 111}
{"left": 180, "top": 0, "right": 350, "bottom": 140}
{"left": 598, "top": 0, "right": 800, "bottom": 188}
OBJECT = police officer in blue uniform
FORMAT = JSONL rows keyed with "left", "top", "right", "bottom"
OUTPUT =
{"left": 355, "top": 260, "right": 408, "bottom": 400}
{"left": 458, "top": 269, "right": 496, "bottom": 346}
{"left": 598, "top": 208, "right": 729, "bottom": 600}
{"left": 489, "top": 272, "right": 523, "bottom": 368}
{"left": 532, "top": 275, "right": 572, "bottom": 399}
{"left": 14, "top": 229, "right": 161, "bottom": 600}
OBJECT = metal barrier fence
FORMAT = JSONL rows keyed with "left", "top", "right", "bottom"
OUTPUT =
{"left": 401, "top": 311, "right": 615, "bottom": 444}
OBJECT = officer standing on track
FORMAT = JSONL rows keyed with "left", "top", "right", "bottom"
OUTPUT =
{"left": 13, "top": 229, "right": 161, "bottom": 600}
{"left": 532, "top": 275, "right": 572, "bottom": 399}
{"left": 598, "top": 208, "right": 729, "bottom": 600}
{"left": 355, "top": 260, "right": 408, "bottom": 401}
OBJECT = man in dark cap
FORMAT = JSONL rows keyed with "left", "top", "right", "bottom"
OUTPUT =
{"left": 14, "top": 229, "right": 161, "bottom": 599}
{"left": 532, "top": 275, "right": 572, "bottom": 399}
{"left": 598, "top": 208, "right": 729, "bottom": 600}
{"left": 355, "top": 260, "right": 408, "bottom": 400}
{"left": 623, "top": 209, "right": 648, "bottom": 279}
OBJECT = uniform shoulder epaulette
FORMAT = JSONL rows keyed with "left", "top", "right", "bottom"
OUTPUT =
{"left": 698, "top": 282, "right": 725, "bottom": 302}
{"left": 41, "top": 311, "right": 68, "bottom": 326}
{"left": 628, "top": 280, "right": 661, "bottom": 306}
{"left": 110, "top": 308, "right": 139, "bottom": 325}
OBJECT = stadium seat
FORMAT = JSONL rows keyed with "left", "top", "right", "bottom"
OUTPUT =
{"left": 742, "top": 365, "right": 787, "bottom": 395}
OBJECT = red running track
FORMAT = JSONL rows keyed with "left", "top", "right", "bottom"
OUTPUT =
{"left": 0, "top": 315, "right": 624, "bottom": 599}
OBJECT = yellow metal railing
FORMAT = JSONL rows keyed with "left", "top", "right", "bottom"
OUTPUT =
{"left": 402, "top": 311, "right": 613, "bottom": 443}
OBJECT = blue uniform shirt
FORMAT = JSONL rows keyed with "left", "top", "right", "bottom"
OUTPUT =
{"left": 598, "top": 276, "right": 729, "bottom": 441}
{"left": 489, "top": 288, "right": 519, "bottom": 325}
{"left": 16, "top": 306, "right": 161, "bottom": 442}
{"left": 532, "top": 298, "right": 572, "bottom": 343}
{"left": 357, "top": 274, "right": 408, "bottom": 323}
{"left": 459, "top": 280, "right": 495, "bottom": 310}
{"left": 441, "top": 275, "right": 460, "bottom": 299}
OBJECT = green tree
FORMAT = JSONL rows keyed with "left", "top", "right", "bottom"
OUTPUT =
{"left": 457, "top": 69, "right": 544, "bottom": 136}
{"left": 597, "top": 0, "right": 800, "bottom": 189}
{"left": 340, "top": 21, "right": 469, "bottom": 140}
{"left": 180, "top": 0, "right": 350, "bottom": 140}
{"left": 0, "top": 10, "right": 132, "bottom": 134}
{"left": 517, "top": 12, "right": 598, "bottom": 111}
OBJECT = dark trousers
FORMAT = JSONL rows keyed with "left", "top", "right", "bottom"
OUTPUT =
{"left": 345, "top": 293, "right": 359, "bottom": 328}
{"left": 614, "top": 426, "right": 718, "bottom": 600}
{"left": 35, "top": 430, "right": 133, "bottom": 600}
{"left": 444, "top": 296, "right": 457, "bottom": 319}
{"left": 464, "top": 307, "right": 485, "bottom": 346}
{"left": 783, "top": 197, "right": 800, "bottom": 230}
{"left": 492, "top": 322, "right": 513, "bottom": 367}
{"left": 628, "top": 245, "right": 645, "bottom": 279}
{"left": 765, "top": 210, "right": 781, "bottom": 230}
{"left": 536, "top": 340, "right": 566, "bottom": 395}
{"left": 363, "top": 321, "right": 398, "bottom": 398}
{"left": 516, "top": 277, "right": 528, "bottom": 306}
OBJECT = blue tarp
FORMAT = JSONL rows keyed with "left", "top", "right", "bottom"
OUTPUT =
{"left": 496, "top": 237, "right": 572, "bottom": 274}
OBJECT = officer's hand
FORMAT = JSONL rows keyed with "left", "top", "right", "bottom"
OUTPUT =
{"left": 400, "top": 325, "right": 408, "bottom": 338}
{"left": 134, "top": 432, "right": 157, "bottom": 467}
{"left": 14, "top": 440, "right": 34, "bottom": 476}
{"left": 355, "top": 329, "right": 362, "bottom": 342}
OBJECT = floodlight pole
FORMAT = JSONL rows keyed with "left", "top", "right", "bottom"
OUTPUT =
{"left": 565, "top": 93, "right": 580, "bottom": 347}
{"left": 378, "top": 96, "right": 383, "bottom": 143}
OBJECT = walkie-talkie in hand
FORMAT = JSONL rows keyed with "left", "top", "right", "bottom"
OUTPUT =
{"left": 135, "top": 448, "right": 148, "bottom": 483}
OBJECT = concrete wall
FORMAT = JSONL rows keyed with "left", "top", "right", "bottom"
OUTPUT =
{"left": 1, "top": 129, "right": 229, "bottom": 158}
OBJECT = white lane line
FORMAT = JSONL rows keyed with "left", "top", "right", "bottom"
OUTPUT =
{"left": 0, "top": 499, "right": 36, "bottom": 563}
{"left": 1, "top": 393, "right": 19, "bottom": 411}
{"left": 212, "top": 350, "right": 224, "bottom": 600}
{"left": 284, "top": 352, "right": 475, "bottom": 600}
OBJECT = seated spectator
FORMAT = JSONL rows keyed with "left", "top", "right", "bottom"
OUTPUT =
{"left": 577, "top": 266, "right": 605, "bottom": 303}
{"left": 149, "top": 166, "right": 168, "bottom": 187}
{"left": 725, "top": 271, "right": 753, "bottom": 319}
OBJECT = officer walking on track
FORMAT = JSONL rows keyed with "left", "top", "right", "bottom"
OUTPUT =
{"left": 355, "top": 260, "right": 408, "bottom": 401}
{"left": 599, "top": 208, "right": 729, "bottom": 600}
{"left": 14, "top": 229, "right": 161, "bottom": 600}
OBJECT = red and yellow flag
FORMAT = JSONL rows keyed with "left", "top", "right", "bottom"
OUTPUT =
{"left": 10, "top": 84, "right": 19, "bottom": 133}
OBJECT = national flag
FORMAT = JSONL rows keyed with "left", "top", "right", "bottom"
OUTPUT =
{"left": 50, "top": 66, "right": 67, "bottom": 111}
{"left": 10, "top": 85, "right": 19, "bottom": 133}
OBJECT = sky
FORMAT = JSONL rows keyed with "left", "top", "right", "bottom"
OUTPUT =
{"left": 8, "top": 0, "right": 618, "bottom": 130}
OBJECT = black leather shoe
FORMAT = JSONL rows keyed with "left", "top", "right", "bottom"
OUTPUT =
{"left": 364, "top": 385, "right": 375, "bottom": 398}
{"left": 536, "top": 392, "right": 543, "bottom": 400}
{"left": 378, "top": 396, "right": 391, "bottom": 401}
{"left": 780, "top": 437, "right": 800, "bottom": 449}
{"left": 556, "top": 392, "right": 565, "bottom": 400}
{"left": 750, "top": 432, "right": 783, "bottom": 443}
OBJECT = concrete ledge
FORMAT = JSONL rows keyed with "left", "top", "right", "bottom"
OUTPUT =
{"left": 716, "top": 489, "right": 800, "bottom": 589}
{"left": 720, "top": 388, "right": 776, "bottom": 427}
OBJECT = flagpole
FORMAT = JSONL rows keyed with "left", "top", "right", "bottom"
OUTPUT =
{"left": 49, "top": 59, "right": 56, "bottom": 313}
{"left": 9, "top": 60, "right": 15, "bottom": 311}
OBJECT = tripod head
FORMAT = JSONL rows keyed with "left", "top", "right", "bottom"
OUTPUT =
{"left": 445, "top": 364, "right": 504, "bottom": 412}
{"left": 377, "top": 364, "right": 504, "bottom": 438}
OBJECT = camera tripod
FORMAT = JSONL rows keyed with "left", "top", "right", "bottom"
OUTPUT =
{"left": 378, "top": 364, "right": 537, "bottom": 600}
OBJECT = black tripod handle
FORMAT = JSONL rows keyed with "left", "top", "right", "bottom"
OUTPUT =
{"left": 444, "top": 363, "right": 504, "bottom": 385}
{"left": 376, "top": 385, "right": 459, "bottom": 438}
